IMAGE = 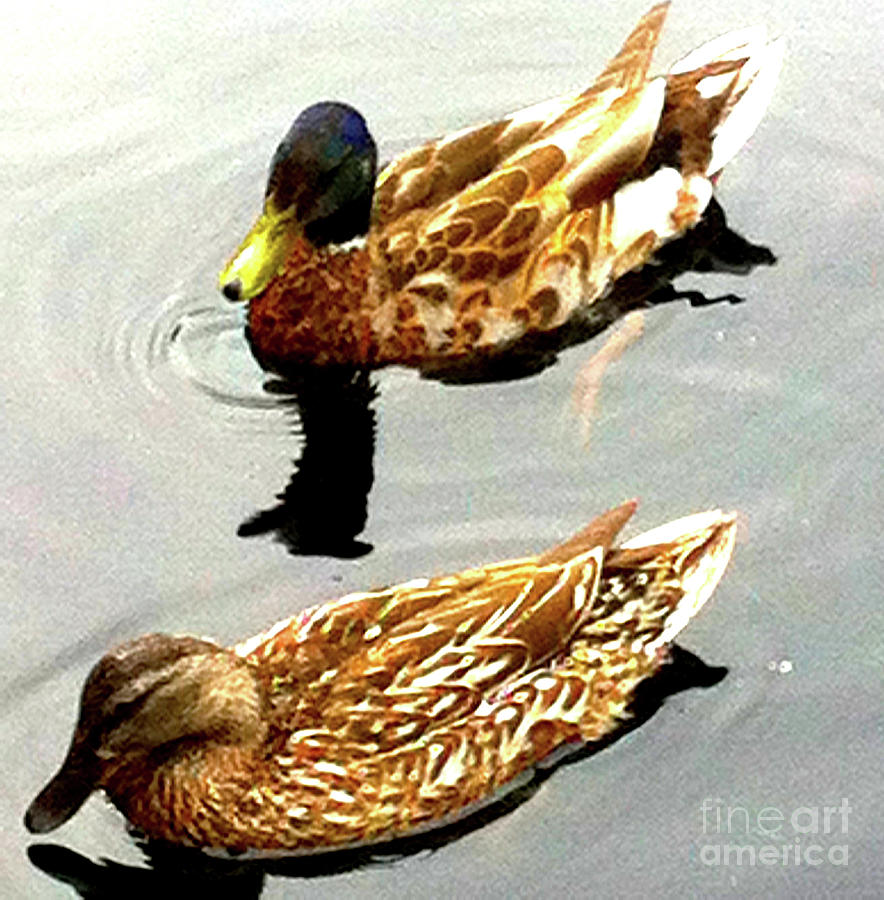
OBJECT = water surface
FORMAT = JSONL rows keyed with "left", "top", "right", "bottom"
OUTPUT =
{"left": 3, "top": 1, "right": 882, "bottom": 896}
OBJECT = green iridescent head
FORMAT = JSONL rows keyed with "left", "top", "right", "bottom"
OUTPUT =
{"left": 219, "top": 101, "right": 377, "bottom": 302}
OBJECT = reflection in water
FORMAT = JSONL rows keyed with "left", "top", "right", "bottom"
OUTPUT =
{"left": 27, "top": 647, "right": 725, "bottom": 896}
{"left": 235, "top": 199, "right": 773, "bottom": 558}
{"left": 238, "top": 370, "right": 377, "bottom": 558}
{"left": 572, "top": 310, "right": 646, "bottom": 448}
{"left": 106, "top": 199, "right": 772, "bottom": 561}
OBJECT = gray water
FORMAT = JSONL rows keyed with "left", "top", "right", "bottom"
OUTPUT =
{"left": 3, "top": 0, "right": 882, "bottom": 896}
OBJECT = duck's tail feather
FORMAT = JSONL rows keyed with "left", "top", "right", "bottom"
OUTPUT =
{"left": 450, "top": 510, "right": 738, "bottom": 752}
{"left": 568, "top": 509, "right": 738, "bottom": 662}
{"left": 666, "top": 27, "right": 784, "bottom": 177}
{"left": 538, "top": 498, "right": 637, "bottom": 566}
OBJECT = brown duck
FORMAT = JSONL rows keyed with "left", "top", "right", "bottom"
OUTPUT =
{"left": 26, "top": 501, "right": 736, "bottom": 852}
{"left": 218, "top": 3, "right": 782, "bottom": 372}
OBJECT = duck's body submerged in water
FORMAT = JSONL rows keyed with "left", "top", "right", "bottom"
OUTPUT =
{"left": 218, "top": 3, "right": 781, "bottom": 374}
{"left": 26, "top": 501, "right": 736, "bottom": 853}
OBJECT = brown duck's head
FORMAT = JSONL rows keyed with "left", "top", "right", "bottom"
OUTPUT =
{"left": 219, "top": 101, "right": 378, "bottom": 302}
{"left": 25, "top": 634, "right": 265, "bottom": 835}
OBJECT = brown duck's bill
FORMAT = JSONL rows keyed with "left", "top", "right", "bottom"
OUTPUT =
{"left": 25, "top": 744, "right": 99, "bottom": 834}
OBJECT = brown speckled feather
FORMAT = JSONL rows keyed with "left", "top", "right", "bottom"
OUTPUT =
{"left": 366, "top": 4, "right": 674, "bottom": 361}
{"left": 237, "top": 512, "right": 617, "bottom": 754}
{"left": 372, "top": 3, "right": 669, "bottom": 227}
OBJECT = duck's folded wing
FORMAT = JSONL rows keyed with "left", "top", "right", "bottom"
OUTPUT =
{"left": 513, "top": 23, "right": 781, "bottom": 334}
{"left": 309, "top": 502, "right": 636, "bottom": 750}
{"left": 367, "top": 22, "right": 673, "bottom": 354}
{"left": 237, "top": 557, "right": 538, "bottom": 673}
{"left": 371, "top": 3, "right": 668, "bottom": 235}
{"left": 248, "top": 557, "right": 597, "bottom": 751}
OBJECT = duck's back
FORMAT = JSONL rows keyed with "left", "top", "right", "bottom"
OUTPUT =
{"left": 216, "top": 503, "right": 736, "bottom": 852}
{"left": 364, "top": 2, "right": 780, "bottom": 366}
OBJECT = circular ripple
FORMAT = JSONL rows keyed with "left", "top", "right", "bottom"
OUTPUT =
{"left": 108, "top": 290, "right": 288, "bottom": 434}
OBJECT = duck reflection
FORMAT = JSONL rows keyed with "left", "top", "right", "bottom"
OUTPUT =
{"left": 238, "top": 198, "right": 773, "bottom": 557}
{"left": 27, "top": 646, "right": 725, "bottom": 897}
{"left": 238, "top": 369, "right": 376, "bottom": 558}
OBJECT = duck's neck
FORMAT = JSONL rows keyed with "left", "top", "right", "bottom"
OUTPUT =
{"left": 246, "top": 236, "right": 375, "bottom": 371}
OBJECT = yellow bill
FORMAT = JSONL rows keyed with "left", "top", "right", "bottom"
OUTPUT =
{"left": 218, "top": 207, "right": 298, "bottom": 302}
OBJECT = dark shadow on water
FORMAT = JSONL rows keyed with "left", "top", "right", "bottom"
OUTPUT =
{"left": 236, "top": 199, "right": 773, "bottom": 559}
{"left": 237, "top": 369, "right": 377, "bottom": 559}
{"left": 27, "top": 646, "right": 726, "bottom": 898}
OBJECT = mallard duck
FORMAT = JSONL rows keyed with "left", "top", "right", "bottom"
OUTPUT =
{"left": 26, "top": 500, "right": 736, "bottom": 853}
{"left": 218, "top": 3, "right": 781, "bottom": 373}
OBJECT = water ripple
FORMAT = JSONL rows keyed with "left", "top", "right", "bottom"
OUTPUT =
{"left": 106, "top": 290, "right": 287, "bottom": 434}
